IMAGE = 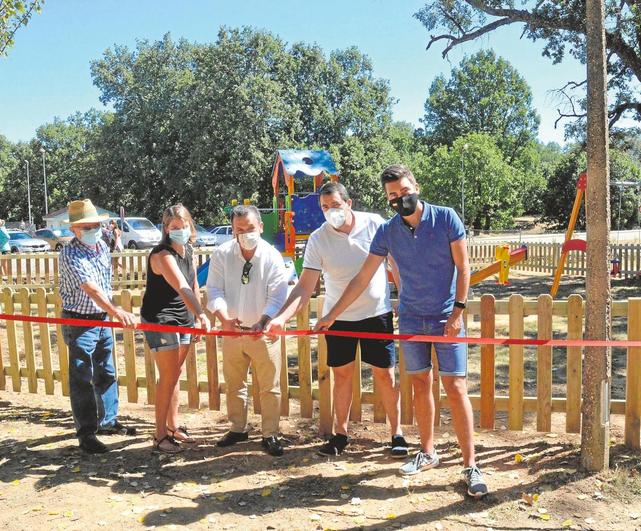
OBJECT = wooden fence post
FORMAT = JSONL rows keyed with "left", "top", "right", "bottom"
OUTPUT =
{"left": 626, "top": 298, "right": 641, "bottom": 448}
{"left": 35, "top": 287, "right": 55, "bottom": 395}
{"left": 297, "top": 302, "right": 313, "bottom": 418}
{"left": 566, "top": 294, "right": 583, "bottom": 433}
{"left": 3, "top": 288, "right": 20, "bottom": 392}
{"left": 480, "top": 294, "right": 495, "bottom": 429}
{"left": 186, "top": 342, "right": 200, "bottom": 409}
{"left": 53, "top": 288, "right": 69, "bottom": 396}
{"left": 18, "top": 288, "right": 37, "bottom": 393}
{"left": 537, "top": 294, "right": 553, "bottom": 432}
{"left": 317, "top": 296, "right": 333, "bottom": 435}
{"left": 120, "top": 290, "right": 138, "bottom": 403}
{"left": 508, "top": 294, "right": 524, "bottom": 430}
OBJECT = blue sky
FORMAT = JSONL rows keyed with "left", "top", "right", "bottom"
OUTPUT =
{"left": 0, "top": 0, "right": 589, "bottom": 145}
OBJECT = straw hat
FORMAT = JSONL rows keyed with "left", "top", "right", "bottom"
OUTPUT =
{"left": 64, "top": 199, "right": 109, "bottom": 224}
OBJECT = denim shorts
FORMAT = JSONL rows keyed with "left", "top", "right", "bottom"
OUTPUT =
{"left": 141, "top": 318, "right": 192, "bottom": 352}
{"left": 398, "top": 314, "right": 467, "bottom": 376}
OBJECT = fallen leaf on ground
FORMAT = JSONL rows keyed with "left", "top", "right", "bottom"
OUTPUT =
{"left": 562, "top": 519, "right": 574, "bottom": 528}
{"left": 261, "top": 488, "right": 272, "bottom": 497}
{"left": 514, "top": 453, "right": 524, "bottom": 463}
{"left": 386, "top": 513, "right": 396, "bottom": 519}
{"left": 521, "top": 492, "right": 539, "bottom": 505}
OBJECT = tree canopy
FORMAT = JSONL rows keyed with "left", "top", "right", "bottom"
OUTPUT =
{"left": 422, "top": 49, "right": 539, "bottom": 161}
{"left": 415, "top": 1, "right": 641, "bottom": 134}
{"left": 0, "top": 0, "right": 43, "bottom": 56}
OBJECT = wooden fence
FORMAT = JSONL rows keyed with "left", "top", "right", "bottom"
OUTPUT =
{"left": 3, "top": 241, "right": 641, "bottom": 290}
{"left": 0, "top": 287, "right": 639, "bottom": 447}
{"left": 468, "top": 241, "right": 641, "bottom": 277}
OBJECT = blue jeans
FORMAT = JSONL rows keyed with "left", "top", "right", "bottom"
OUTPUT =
{"left": 398, "top": 313, "right": 467, "bottom": 376}
{"left": 62, "top": 322, "right": 119, "bottom": 438}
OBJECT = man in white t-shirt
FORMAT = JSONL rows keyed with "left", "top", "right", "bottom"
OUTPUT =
{"left": 266, "top": 182, "right": 408, "bottom": 458}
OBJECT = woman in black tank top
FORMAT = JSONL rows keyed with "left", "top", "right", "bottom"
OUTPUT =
{"left": 140, "top": 204, "right": 211, "bottom": 454}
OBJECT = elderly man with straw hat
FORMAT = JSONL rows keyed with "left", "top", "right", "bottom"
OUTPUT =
{"left": 59, "top": 199, "right": 137, "bottom": 454}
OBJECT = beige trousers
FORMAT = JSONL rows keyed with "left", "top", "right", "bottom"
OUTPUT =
{"left": 222, "top": 335, "right": 281, "bottom": 437}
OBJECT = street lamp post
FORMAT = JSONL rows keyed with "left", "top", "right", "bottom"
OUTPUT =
{"left": 24, "top": 160, "right": 32, "bottom": 228}
{"left": 40, "top": 147, "right": 49, "bottom": 216}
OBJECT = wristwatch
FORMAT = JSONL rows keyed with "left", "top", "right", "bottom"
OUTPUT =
{"left": 453, "top": 300, "right": 466, "bottom": 310}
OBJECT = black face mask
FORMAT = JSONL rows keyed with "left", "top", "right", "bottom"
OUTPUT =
{"left": 389, "top": 193, "right": 419, "bottom": 217}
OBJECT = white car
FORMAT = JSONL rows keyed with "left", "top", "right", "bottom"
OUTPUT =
{"left": 118, "top": 217, "right": 162, "bottom": 249}
{"left": 8, "top": 230, "right": 51, "bottom": 253}
{"left": 194, "top": 224, "right": 218, "bottom": 247}
{"left": 209, "top": 225, "right": 234, "bottom": 246}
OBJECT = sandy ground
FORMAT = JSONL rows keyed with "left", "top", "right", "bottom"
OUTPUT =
{"left": 0, "top": 389, "right": 640, "bottom": 531}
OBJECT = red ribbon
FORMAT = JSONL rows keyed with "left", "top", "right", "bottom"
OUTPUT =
{"left": 0, "top": 312, "right": 637, "bottom": 348}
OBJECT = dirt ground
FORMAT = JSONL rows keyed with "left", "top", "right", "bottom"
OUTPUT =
{"left": 0, "top": 390, "right": 640, "bottom": 531}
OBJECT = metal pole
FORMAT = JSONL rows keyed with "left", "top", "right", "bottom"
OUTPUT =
{"left": 40, "top": 148, "right": 48, "bottom": 216}
{"left": 24, "top": 160, "right": 32, "bottom": 228}
{"left": 582, "top": 0, "right": 611, "bottom": 472}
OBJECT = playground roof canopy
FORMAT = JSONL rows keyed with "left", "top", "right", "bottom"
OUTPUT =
{"left": 277, "top": 149, "right": 337, "bottom": 179}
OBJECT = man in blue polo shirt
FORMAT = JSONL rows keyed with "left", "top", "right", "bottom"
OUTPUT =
{"left": 315, "top": 164, "right": 487, "bottom": 498}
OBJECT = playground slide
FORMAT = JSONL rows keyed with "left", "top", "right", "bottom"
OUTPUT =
{"left": 197, "top": 260, "right": 210, "bottom": 287}
{"left": 470, "top": 245, "right": 528, "bottom": 286}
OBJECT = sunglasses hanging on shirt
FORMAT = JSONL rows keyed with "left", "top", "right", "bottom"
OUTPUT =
{"left": 241, "top": 260, "right": 252, "bottom": 284}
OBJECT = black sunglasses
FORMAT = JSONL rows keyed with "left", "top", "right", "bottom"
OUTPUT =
{"left": 241, "top": 261, "right": 252, "bottom": 284}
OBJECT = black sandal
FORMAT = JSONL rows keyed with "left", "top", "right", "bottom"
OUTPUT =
{"left": 318, "top": 434, "right": 349, "bottom": 456}
{"left": 167, "top": 425, "right": 196, "bottom": 444}
{"left": 153, "top": 435, "right": 183, "bottom": 454}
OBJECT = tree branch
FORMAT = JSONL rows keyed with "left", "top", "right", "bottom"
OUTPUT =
{"left": 608, "top": 101, "right": 641, "bottom": 127}
{"left": 428, "top": 16, "right": 514, "bottom": 57}
{"left": 428, "top": 1, "right": 641, "bottom": 81}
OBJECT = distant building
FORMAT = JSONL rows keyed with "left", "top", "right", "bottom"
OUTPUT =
{"left": 43, "top": 205, "right": 119, "bottom": 229}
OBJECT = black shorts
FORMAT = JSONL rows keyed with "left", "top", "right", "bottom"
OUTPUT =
{"left": 325, "top": 311, "right": 396, "bottom": 369}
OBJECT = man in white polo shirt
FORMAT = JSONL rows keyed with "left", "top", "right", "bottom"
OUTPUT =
{"left": 267, "top": 182, "right": 408, "bottom": 457}
{"left": 207, "top": 205, "right": 289, "bottom": 456}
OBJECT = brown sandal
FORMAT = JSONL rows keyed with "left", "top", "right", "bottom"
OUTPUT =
{"left": 167, "top": 425, "right": 196, "bottom": 444}
{"left": 153, "top": 435, "right": 183, "bottom": 454}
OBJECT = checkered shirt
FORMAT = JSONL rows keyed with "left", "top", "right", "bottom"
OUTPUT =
{"left": 59, "top": 238, "right": 112, "bottom": 314}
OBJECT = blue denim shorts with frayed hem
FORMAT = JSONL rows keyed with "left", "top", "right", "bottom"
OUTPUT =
{"left": 141, "top": 318, "right": 192, "bottom": 353}
{"left": 398, "top": 313, "right": 467, "bottom": 377}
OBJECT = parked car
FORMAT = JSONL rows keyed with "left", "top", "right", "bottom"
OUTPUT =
{"left": 209, "top": 225, "right": 234, "bottom": 245}
{"left": 194, "top": 224, "right": 217, "bottom": 247}
{"left": 34, "top": 227, "right": 74, "bottom": 251}
{"left": 7, "top": 230, "right": 50, "bottom": 253}
{"left": 117, "top": 217, "right": 162, "bottom": 249}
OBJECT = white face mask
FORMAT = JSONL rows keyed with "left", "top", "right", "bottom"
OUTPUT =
{"left": 237, "top": 231, "right": 260, "bottom": 250}
{"left": 324, "top": 207, "right": 347, "bottom": 229}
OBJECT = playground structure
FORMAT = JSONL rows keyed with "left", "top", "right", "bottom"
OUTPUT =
{"left": 197, "top": 150, "right": 338, "bottom": 286}
{"left": 469, "top": 244, "right": 528, "bottom": 286}
{"left": 549, "top": 172, "right": 641, "bottom": 297}
{"left": 261, "top": 149, "right": 339, "bottom": 258}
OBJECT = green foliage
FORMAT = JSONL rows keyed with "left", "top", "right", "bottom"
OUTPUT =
{"left": 421, "top": 133, "right": 522, "bottom": 230}
{"left": 415, "top": 1, "right": 641, "bottom": 134}
{"left": 422, "top": 50, "right": 540, "bottom": 161}
{"left": 86, "top": 29, "right": 397, "bottom": 224}
{"left": 0, "top": 0, "right": 44, "bottom": 57}
{"left": 541, "top": 148, "right": 641, "bottom": 229}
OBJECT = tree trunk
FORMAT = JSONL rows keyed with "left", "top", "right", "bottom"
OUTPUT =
{"left": 581, "top": 0, "right": 611, "bottom": 472}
